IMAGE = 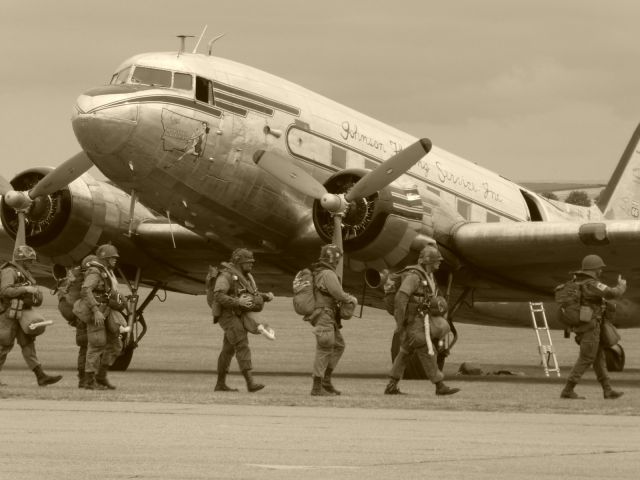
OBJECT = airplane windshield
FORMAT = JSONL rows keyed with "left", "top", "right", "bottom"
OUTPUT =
{"left": 111, "top": 66, "right": 131, "bottom": 85}
{"left": 131, "top": 66, "right": 172, "bottom": 88}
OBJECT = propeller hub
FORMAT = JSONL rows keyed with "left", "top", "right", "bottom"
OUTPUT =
{"left": 320, "top": 193, "right": 345, "bottom": 213}
{"left": 3, "top": 190, "right": 32, "bottom": 211}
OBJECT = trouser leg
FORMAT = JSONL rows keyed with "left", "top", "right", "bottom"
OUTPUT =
{"left": 567, "top": 328, "right": 599, "bottom": 385}
{"left": 217, "top": 334, "right": 234, "bottom": 374}
{"left": 85, "top": 322, "right": 107, "bottom": 374}
{"left": 414, "top": 346, "right": 444, "bottom": 384}
{"left": 327, "top": 327, "right": 345, "bottom": 371}
{"left": 389, "top": 347, "right": 410, "bottom": 380}
{"left": 313, "top": 327, "right": 336, "bottom": 377}
{"left": 17, "top": 330, "right": 40, "bottom": 371}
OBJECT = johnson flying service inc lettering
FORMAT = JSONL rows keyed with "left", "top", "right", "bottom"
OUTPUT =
{"left": 340, "top": 121, "right": 403, "bottom": 155}
{"left": 436, "top": 161, "right": 503, "bottom": 203}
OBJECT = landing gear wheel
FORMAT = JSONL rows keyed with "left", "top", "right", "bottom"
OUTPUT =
{"left": 109, "top": 344, "right": 135, "bottom": 371}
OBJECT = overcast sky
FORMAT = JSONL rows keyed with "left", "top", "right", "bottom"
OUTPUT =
{"left": 1, "top": 0, "right": 638, "bottom": 184}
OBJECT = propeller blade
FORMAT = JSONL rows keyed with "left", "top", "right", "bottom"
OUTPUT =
{"left": 254, "top": 150, "right": 328, "bottom": 200}
{"left": 0, "top": 176, "right": 13, "bottom": 196}
{"left": 15, "top": 211, "right": 26, "bottom": 250}
{"left": 345, "top": 138, "right": 432, "bottom": 202}
{"left": 28, "top": 152, "right": 93, "bottom": 199}
{"left": 332, "top": 214, "right": 344, "bottom": 282}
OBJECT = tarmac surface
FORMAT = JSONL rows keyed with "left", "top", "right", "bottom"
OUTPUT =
{"left": 2, "top": 399, "right": 639, "bottom": 480}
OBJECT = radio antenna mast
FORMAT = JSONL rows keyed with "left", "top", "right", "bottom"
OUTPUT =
{"left": 192, "top": 25, "right": 208, "bottom": 53}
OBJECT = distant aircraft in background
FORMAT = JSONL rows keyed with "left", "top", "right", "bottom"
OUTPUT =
{"left": 1, "top": 33, "right": 639, "bottom": 370}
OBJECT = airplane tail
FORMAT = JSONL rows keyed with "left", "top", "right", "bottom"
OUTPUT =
{"left": 598, "top": 123, "right": 640, "bottom": 219}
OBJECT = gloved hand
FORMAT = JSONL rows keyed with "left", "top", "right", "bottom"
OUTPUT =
{"left": 263, "top": 292, "right": 275, "bottom": 302}
{"left": 93, "top": 310, "right": 105, "bottom": 327}
{"left": 237, "top": 295, "right": 253, "bottom": 309}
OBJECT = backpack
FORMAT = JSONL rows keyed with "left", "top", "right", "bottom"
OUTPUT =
{"left": 383, "top": 267, "right": 430, "bottom": 315}
{"left": 205, "top": 265, "right": 223, "bottom": 320}
{"left": 59, "top": 265, "right": 85, "bottom": 304}
{"left": 292, "top": 268, "right": 315, "bottom": 316}
{"left": 554, "top": 278, "right": 586, "bottom": 327}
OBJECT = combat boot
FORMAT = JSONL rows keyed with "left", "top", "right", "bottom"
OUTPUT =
{"left": 214, "top": 370, "right": 239, "bottom": 392}
{"left": 311, "top": 376, "right": 332, "bottom": 396}
{"left": 33, "top": 365, "right": 63, "bottom": 387}
{"left": 435, "top": 381, "right": 460, "bottom": 396}
{"left": 603, "top": 386, "right": 624, "bottom": 399}
{"left": 83, "top": 372, "right": 108, "bottom": 390}
{"left": 560, "top": 381, "right": 585, "bottom": 399}
{"left": 96, "top": 366, "right": 116, "bottom": 390}
{"left": 384, "top": 377, "right": 405, "bottom": 395}
{"left": 321, "top": 367, "right": 341, "bottom": 395}
{"left": 78, "top": 368, "right": 87, "bottom": 389}
{"left": 242, "top": 369, "right": 264, "bottom": 393}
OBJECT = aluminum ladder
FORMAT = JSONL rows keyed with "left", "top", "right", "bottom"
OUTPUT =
{"left": 529, "top": 302, "right": 561, "bottom": 377}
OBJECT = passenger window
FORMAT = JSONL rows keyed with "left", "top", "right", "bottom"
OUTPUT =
{"left": 131, "top": 66, "right": 171, "bottom": 87}
{"left": 174, "top": 72, "right": 193, "bottom": 90}
{"left": 195, "top": 76, "right": 213, "bottom": 104}
{"left": 457, "top": 199, "right": 471, "bottom": 219}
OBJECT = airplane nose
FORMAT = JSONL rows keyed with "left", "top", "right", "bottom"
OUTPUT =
{"left": 71, "top": 94, "right": 138, "bottom": 155}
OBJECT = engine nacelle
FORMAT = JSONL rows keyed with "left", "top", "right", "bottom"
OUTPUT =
{"left": 0, "top": 168, "right": 156, "bottom": 267}
{"left": 312, "top": 169, "right": 430, "bottom": 272}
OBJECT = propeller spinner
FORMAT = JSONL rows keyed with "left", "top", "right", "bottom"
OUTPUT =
{"left": 255, "top": 138, "right": 432, "bottom": 279}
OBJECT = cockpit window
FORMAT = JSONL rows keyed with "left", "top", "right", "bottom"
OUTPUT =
{"left": 131, "top": 66, "right": 172, "bottom": 88}
{"left": 111, "top": 66, "right": 131, "bottom": 85}
{"left": 173, "top": 72, "right": 193, "bottom": 90}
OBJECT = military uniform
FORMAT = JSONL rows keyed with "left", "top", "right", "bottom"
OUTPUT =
{"left": 56, "top": 256, "right": 96, "bottom": 387}
{"left": 0, "top": 247, "right": 62, "bottom": 386}
{"left": 308, "top": 244, "right": 357, "bottom": 396}
{"left": 74, "top": 245, "right": 125, "bottom": 390}
{"left": 563, "top": 269, "right": 626, "bottom": 398}
{"left": 388, "top": 267, "right": 444, "bottom": 384}
{"left": 213, "top": 250, "right": 272, "bottom": 392}
{"left": 384, "top": 245, "right": 459, "bottom": 396}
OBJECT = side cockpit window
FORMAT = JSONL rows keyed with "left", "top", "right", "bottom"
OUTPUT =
{"left": 173, "top": 72, "right": 193, "bottom": 90}
{"left": 195, "top": 76, "right": 213, "bottom": 104}
{"left": 131, "top": 66, "right": 172, "bottom": 87}
{"left": 111, "top": 66, "right": 131, "bottom": 85}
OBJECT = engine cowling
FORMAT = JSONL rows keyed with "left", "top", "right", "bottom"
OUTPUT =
{"left": 0, "top": 168, "right": 156, "bottom": 267}
{"left": 312, "top": 169, "right": 429, "bottom": 272}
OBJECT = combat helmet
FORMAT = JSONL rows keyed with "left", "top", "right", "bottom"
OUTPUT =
{"left": 231, "top": 248, "right": 254, "bottom": 265}
{"left": 418, "top": 245, "right": 443, "bottom": 266}
{"left": 319, "top": 244, "right": 343, "bottom": 265}
{"left": 581, "top": 254, "right": 606, "bottom": 271}
{"left": 96, "top": 244, "right": 119, "bottom": 260}
{"left": 13, "top": 245, "right": 37, "bottom": 262}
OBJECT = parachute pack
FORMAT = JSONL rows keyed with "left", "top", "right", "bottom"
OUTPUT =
{"left": 292, "top": 268, "right": 315, "bottom": 316}
{"left": 383, "top": 267, "right": 430, "bottom": 315}
{"left": 554, "top": 278, "right": 587, "bottom": 328}
{"left": 205, "top": 264, "right": 264, "bottom": 322}
{"left": 59, "top": 265, "right": 85, "bottom": 304}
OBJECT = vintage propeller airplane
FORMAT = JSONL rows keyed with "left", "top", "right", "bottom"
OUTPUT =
{"left": 1, "top": 33, "right": 639, "bottom": 371}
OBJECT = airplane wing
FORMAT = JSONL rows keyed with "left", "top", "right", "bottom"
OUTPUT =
{"left": 450, "top": 220, "right": 640, "bottom": 301}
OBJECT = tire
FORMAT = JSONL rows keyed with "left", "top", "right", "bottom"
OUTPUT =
{"left": 390, "top": 331, "right": 427, "bottom": 379}
{"left": 109, "top": 344, "right": 135, "bottom": 371}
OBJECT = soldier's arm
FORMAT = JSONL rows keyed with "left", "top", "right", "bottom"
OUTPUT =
{"left": 585, "top": 279, "right": 627, "bottom": 300}
{"left": 0, "top": 268, "right": 30, "bottom": 299}
{"left": 393, "top": 274, "right": 420, "bottom": 330}
{"left": 212, "top": 274, "right": 240, "bottom": 308}
{"left": 80, "top": 270, "right": 102, "bottom": 312}
{"left": 320, "top": 271, "right": 356, "bottom": 304}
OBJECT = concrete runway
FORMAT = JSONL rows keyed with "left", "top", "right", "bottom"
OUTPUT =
{"left": 1, "top": 399, "right": 638, "bottom": 480}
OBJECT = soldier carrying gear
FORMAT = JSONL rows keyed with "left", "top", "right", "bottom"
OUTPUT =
{"left": 213, "top": 248, "right": 274, "bottom": 393}
{"left": 73, "top": 244, "right": 126, "bottom": 390}
{"left": 0, "top": 246, "right": 62, "bottom": 387}
{"left": 384, "top": 244, "right": 459, "bottom": 397}
{"left": 57, "top": 254, "right": 97, "bottom": 388}
{"left": 560, "top": 254, "right": 627, "bottom": 400}
{"left": 308, "top": 244, "right": 358, "bottom": 396}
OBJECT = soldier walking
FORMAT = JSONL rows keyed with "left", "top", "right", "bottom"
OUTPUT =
{"left": 384, "top": 245, "right": 459, "bottom": 396}
{"left": 0, "top": 246, "right": 62, "bottom": 387}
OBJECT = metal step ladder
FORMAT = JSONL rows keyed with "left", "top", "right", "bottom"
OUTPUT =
{"left": 529, "top": 302, "right": 561, "bottom": 377}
